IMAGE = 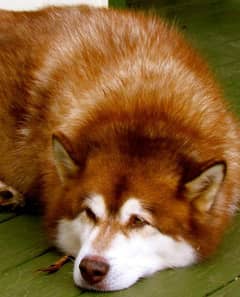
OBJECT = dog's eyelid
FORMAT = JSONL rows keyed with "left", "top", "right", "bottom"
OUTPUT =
{"left": 84, "top": 207, "right": 98, "bottom": 222}
{"left": 128, "top": 214, "right": 149, "bottom": 228}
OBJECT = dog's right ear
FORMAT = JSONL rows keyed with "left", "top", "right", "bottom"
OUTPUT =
{"left": 52, "top": 132, "right": 79, "bottom": 182}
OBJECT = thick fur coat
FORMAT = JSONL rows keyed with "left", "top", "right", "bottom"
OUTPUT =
{"left": 0, "top": 6, "right": 239, "bottom": 291}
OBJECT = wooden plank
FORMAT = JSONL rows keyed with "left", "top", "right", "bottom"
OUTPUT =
{"left": 0, "top": 252, "right": 82, "bottom": 297}
{"left": 109, "top": 0, "right": 126, "bottom": 8}
{"left": 198, "top": 45, "right": 239, "bottom": 68}
{"left": 130, "top": 0, "right": 240, "bottom": 45}
{"left": 215, "top": 62, "right": 240, "bottom": 85}
{"left": 0, "top": 212, "right": 17, "bottom": 223}
{"left": 214, "top": 61, "right": 240, "bottom": 113}
{"left": 128, "top": 0, "right": 221, "bottom": 9}
{"left": 209, "top": 278, "right": 240, "bottom": 297}
{"left": 0, "top": 215, "right": 49, "bottom": 273}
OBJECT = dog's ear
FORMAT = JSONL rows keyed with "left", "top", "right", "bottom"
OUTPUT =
{"left": 184, "top": 162, "right": 226, "bottom": 212}
{"left": 52, "top": 132, "right": 79, "bottom": 182}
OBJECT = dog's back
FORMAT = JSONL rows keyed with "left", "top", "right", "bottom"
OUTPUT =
{"left": 1, "top": 6, "right": 239, "bottom": 197}
{"left": 0, "top": 8, "right": 59, "bottom": 194}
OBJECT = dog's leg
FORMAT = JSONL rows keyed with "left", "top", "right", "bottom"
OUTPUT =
{"left": 0, "top": 180, "right": 25, "bottom": 209}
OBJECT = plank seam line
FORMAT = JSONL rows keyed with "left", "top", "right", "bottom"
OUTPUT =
{"left": 1, "top": 247, "right": 53, "bottom": 275}
{"left": 0, "top": 213, "right": 19, "bottom": 224}
{"left": 204, "top": 274, "right": 240, "bottom": 296}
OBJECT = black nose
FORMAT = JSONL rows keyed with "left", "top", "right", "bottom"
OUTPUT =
{"left": 79, "top": 256, "right": 110, "bottom": 285}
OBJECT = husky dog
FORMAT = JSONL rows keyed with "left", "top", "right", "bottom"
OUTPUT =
{"left": 0, "top": 5, "right": 239, "bottom": 291}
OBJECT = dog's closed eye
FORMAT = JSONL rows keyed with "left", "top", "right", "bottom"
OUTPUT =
{"left": 128, "top": 215, "right": 149, "bottom": 229}
{"left": 84, "top": 207, "right": 98, "bottom": 223}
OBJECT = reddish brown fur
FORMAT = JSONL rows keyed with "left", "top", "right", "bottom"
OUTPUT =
{"left": 0, "top": 6, "right": 240, "bottom": 260}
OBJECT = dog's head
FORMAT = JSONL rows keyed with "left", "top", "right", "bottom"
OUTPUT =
{"left": 43, "top": 128, "right": 225, "bottom": 291}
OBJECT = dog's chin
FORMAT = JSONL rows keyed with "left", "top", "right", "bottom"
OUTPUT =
{"left": 75, "top": 280, "right": 109, "bottom": 292}
{"left": 75, "top": 278, "right": 137, "bottom": 292}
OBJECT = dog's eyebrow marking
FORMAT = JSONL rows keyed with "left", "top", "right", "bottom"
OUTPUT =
{"left": 119, "top": 198, "right": 152, "bottom": 225}
{"left": 84, "top": 194, "right": 106, "bottom": 220}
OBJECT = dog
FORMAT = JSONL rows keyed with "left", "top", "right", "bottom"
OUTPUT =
{"left": 0, "top": 5, "right": 239, "bottom": 292}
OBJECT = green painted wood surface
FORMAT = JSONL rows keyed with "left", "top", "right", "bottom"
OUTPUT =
{"left": 0, "top": 253, "right": 80, "bottom": 297}
{"left": 109, "top": 0, "right": 126, "bottom": 8}
{"left": 210, "top": 278, "right": 240, "bottom": 297}
{"left": 0, "top": 216, "right": 48, "bottom": 273}
{"left": 1, "top": 0, "right": 240, "bottom": 296}
{"left": 0, "top": 212, "right": 17, "bottom": 223}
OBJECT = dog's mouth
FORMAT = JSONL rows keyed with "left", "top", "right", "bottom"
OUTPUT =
{"left": 77, "top": 279, "right": 110, "bottom": 292}
{"left": 76, "top": 274, "right": 134, "bottom": 292}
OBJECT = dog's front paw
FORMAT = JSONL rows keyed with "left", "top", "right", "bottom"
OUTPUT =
{"left": 0, "top": 181, "right": 25, "bottom": 209}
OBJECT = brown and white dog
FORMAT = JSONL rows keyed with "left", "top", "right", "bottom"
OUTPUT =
{"left": 0, "top": 5, "right": 240, "bottom": 291}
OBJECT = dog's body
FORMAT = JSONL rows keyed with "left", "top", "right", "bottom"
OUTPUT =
{"left": 0, "top": 5, "right": 240, "bottom": 291}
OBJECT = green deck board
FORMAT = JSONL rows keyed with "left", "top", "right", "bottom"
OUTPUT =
{"left": 196, "top": 44, "right": 240, "bottom": 68}
{"left": 132, "top": 0, "right": 240, "bottom": 46}
{"left": 0, "top": 212, "right": 17, "bottom": 223}
{"left": 215, "top": 62, "right": 240, "bottom": 83}
{"left": 0, "top": 215, "right": 49, "bottom": 273}
{"left": 213, "top": 61, "right": 240, "bottom": 113}
{"left": 0, "top": 252, "right": 81, "bottom": 297}
{"left": 109, "top": 0, "right": 126, "bottom": 8}
{"left": 209, "top": 278, "right": 240, "bottom": 297}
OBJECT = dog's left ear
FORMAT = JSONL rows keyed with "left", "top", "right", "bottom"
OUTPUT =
{"left": 52, "top": 132, "right": 79, "bottom": 182}
{"left": 184, "top": 162, "right": 226, "bottom": 212}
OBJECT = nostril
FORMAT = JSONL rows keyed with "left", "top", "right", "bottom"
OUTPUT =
{"left": 94, "top": 268, "right": 105, "bottom": 276}
{"left": 79, "top": 256, "right": 110, "bottom": 285}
